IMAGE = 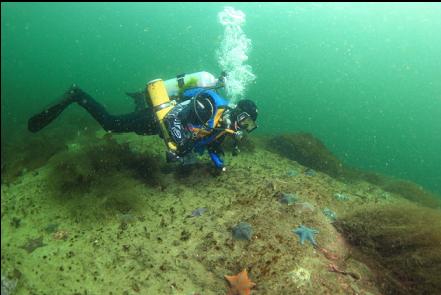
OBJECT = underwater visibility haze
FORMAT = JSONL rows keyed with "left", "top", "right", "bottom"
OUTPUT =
{"left": 2, "top": 3, "right": 441, "bottom": 295}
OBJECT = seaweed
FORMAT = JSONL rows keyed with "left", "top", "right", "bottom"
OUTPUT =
{"left": 1, "top": 108, "right": 99, "bottom": 184}
{"left": 48, "top": 135, "right": 162, "bottom": 194}
{"left": 347, "top": 169, "right": 441, "bottom": 207}
{"left": 264, "top": 133, "right": 441, "bottom": 208}
{"left": 265, "top": 133, "right": 344, "bottom": 178}
{"left": 43, "top": 135, "right": 165, "bottom": 222}
{"left": 1, "top": 134, "right": 67, "bottom": 184}
{"left": 382, "top": 179, "right": 441, "bottom": 208}
{"left": 335, "top": 202, "right": 441, "bottom": 294}
{"left": 352, "top": 169, "right": 389, "bottom": 187}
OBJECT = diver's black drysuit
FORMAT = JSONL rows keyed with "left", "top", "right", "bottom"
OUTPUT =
{"left": 28, "top": 85, "right": 256, "bottom": 169}
{"left": 28, "top": 87, "right": 158, "bottom": 135}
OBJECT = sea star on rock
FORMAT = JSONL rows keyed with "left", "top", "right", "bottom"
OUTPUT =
{"left": 191, "top": 207, "right": 207, "bottom": 217}
{"left": 287, "top": 169, "right": 299, "bottom": 177}
{"left": 232, "top": 222, "right": 253, "bottom": 241}
{"left": 292, "top": 225, "right": 318, "bottom": 246}
{"left": 20, "top": 236, "right": 46, "bottom": 253}
{"left": 279, "top": 193, "right": 299, "bottom": 205}
{"left": 224, "top": 269, "right": 256, "bottom": 295}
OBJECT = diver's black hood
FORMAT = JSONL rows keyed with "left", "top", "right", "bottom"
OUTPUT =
{"left": 236, "top": 99, "right": 258, "bottom": 121}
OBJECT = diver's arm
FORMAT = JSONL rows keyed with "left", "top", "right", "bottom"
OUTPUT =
{"left": 164, "top": 104, "right": 194, "bottom": 156}
{"left": 232, "top": 138, "right": 240, "bottom": 156}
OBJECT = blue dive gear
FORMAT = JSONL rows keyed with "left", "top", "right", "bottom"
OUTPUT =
{"left": 209, "top": 150, "right": 224, "bottom": 169}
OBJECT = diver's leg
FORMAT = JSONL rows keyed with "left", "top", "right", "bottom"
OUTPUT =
{"left": 98, "top": 108, "right": 158, "bottom": 135}
{"left": 126, "top": 91, "right": 148, "bottom": 111}
{"left": 68, "top": 87, "right": 115, "bottom": 130}
{"left": 28, "top": 85, "right": 157, "bottom": 135}
{"left": 70, "top": 87, "right": 157, "bottom": 134}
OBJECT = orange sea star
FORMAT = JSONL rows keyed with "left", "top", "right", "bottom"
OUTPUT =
{"left": 224, "top": 269, "right": 256, "bottom": 295}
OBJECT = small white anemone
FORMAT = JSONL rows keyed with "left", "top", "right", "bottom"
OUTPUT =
{"left": 288, "top": 267, "right": 311, "bottom": 288}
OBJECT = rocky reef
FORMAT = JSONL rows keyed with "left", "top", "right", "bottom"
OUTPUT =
{"left": 1, "top": 130, "right": 440, "bottom": 294}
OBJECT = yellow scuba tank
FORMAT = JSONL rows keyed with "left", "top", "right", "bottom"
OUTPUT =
{"left": 146, "top": 79, "right": 177, "bottom": 151}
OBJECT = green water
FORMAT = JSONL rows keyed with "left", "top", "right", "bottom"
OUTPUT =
{"left": 2, "top": 2, "right": 441, "bottom": 194}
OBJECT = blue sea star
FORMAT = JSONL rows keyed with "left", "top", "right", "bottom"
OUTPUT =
{"left": 279, "top": 193, "right": 299, "bottom": 205}
{"left": 292, "top": 225, "right": 318, "bottom": 246}
{"left": 287, "top": 169, "right": 299, "bottom": 177}
{"left": 191, "top": 207, "right": 207, "bottom": 217}
{"left": 232, "top": 222, "right": 253, "bottom": 240}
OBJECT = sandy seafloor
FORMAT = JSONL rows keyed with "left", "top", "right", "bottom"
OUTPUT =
{"left": 1, "top": 130, "right": 413, "bottom": 295}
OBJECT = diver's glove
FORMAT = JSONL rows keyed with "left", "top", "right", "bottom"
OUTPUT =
{"left": 166, "top": 150, "right": 181, "bottom": 163}
{"left": 231, "top": 133, "right": 242, "bottom": 156}
{"left": 232, "top": 145, "right": 240, "bottom": 156}
{"left": 233, "top": 130, "right": 244, "bottom": 141}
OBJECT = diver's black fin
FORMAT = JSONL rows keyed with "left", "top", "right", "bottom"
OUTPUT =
{"left": 27, "top": 95, "right": 73, "bottom": 133}
{"left": 126, "top": 91, "right": 147, "bottom": 111}
{"left": 28, "top": 85, "right": 83, "bottom": 133}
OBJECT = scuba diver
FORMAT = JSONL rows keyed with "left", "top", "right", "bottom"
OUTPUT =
{"left": 27, "top": 71, "right": 258, "bottom": 171}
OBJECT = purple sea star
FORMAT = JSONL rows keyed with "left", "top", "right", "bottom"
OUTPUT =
{"left": 20, "top": 236, "right": 46, "bottom": 253}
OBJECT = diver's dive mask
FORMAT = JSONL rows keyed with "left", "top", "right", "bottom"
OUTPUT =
{"left": 236, "top": 112, "right": 257, "bottom": 133}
